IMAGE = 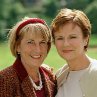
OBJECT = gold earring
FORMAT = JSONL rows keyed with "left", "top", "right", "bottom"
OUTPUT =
{"left": 17, "top": 52, "right": 20, "bottom": 55}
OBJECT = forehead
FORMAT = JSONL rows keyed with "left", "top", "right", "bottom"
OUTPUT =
{"left": 21, "top": 24, "right": 48, "bottom": 40}
{"left": 56, "top": 22, "right": 83, "bottom": 35}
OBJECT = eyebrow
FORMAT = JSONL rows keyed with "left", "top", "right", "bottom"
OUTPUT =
{"left": 70, "top": 33, "right": 78, "bottom": 35}
{"left": 26, "top": 39, "right": 34, "bottom": 41}
{"left": 27, "top": 39, "right": 47, "bottom": 41}
{"left": 54, "top": 36, "right": 63, "bottom": 38}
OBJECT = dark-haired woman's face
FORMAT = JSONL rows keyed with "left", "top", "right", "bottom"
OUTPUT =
{"left": 54, "top": 22, "right": 88, "bottom": 61}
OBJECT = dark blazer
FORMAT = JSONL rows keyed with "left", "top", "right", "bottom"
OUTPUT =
{"left": 0, "top": 58, "right": 57, "bottom": 97}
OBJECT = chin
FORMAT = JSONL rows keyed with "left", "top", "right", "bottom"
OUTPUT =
{"left": 62, "top": 55, "right": 73, "bottom": 61}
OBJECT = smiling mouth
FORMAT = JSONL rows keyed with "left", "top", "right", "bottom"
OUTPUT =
{"left": 31, "top": 55, "right": 41, "bottom": 59}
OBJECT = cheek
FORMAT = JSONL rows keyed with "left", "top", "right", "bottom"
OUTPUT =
{"left": 55, "top": 41, "right": 62, "bottom": 48}
{"left": 70, "top": 39, "right": 82, "bottom": 46}
{"left": 72, "top": 41, "right": 85, "bottom": 51}
{"left": 44, "top": 47, "right": 48, "bottom": 53}
{"left": 40, "top": 45, "right": 48, "bottom": 53}
{"left": 55, "top": 43, "right": 62, "bottom": 53}
{"left": 20, "top": 46, "right": 31, "bottom": 55}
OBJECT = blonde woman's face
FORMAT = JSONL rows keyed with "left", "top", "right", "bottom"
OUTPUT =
{"left": 17, "top": 29, "right": 48, "bottom": 69}
{"left": 54, "top": 22, "right": 88, "bottom": 62}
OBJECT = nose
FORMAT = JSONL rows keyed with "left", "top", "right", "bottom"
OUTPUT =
{"left": 63, "top": 39, "right": 70, "bottom": 47}
{"left": 35, "top": 44, "right": 41, "bottom": 53}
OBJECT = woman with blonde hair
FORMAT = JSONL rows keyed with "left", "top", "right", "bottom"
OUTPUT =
{"left": 0, "top": 17, "right": 57, "bottom": 97}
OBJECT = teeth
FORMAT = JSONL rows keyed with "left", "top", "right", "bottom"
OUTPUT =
{"left": 31, "top": 55, "right": 41, "bottom": 58}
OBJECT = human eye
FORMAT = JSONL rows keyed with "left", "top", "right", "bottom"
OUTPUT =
{"left": 55, "top": 36, "right": 64, "bottom": 40}
{"left": 70, "top": 36, "right": 77, "bottom": 39}
{"left": 40, "top": 40, "right": 47, "bottom": 45}
{"left": 27, "top": 40, "right": 34, "bottom": 44}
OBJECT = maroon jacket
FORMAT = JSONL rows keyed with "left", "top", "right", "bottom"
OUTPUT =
{"left": 0, "top": 58, "right": 57, "bottom": 97}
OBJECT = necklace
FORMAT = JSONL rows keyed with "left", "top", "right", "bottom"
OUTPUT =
{"left": 29, "top": 71, "right": 43, "bottom": 90}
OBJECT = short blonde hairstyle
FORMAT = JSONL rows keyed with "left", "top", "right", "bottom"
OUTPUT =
{"left": 51, "top": 8, "right": 91, "bottom": 51}
{"left": 9, "top": 17, "right": 52, "bottom": 57}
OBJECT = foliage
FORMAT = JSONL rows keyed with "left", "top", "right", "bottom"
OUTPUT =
{"left": 65, "top": 0, "right": 91, "bottom": 10}
{"left": 0, "top": 0, "right": 97, "bottom": 42}
{"left": 0, "top": 0, "right": 25, "bottom": 41}
{"left": 89, "top": 34, "right": 97, "bottom": 47}
{"left": 84, "top": 0, "right": 97, "bottom": 34}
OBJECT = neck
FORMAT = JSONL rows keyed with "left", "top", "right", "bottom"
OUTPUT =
{"left": 23, "top": 63, "right": 40, "bottom": 82}
{"left": 28, "top": 69, "right": 40, "bottom": 82}
{"left": 67, "top": 54, "right": 90, "bottom": 71}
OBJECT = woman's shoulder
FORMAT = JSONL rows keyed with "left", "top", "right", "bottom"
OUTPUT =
{"left": 41, "top": 64, "right": 53, "bottom": 72}
{"left": 55, "top": 64, "right": 68, "bottom": 77}
{"left": 0, "top": 65, "right": 16, "bottom": 80}
{"left": 89, "top": 57, "right": 97, "bottom": 71}
{"left": 41, "top": 64, "right": 55, "bottom": 80}
{"left": 41, "top": 64, "right": 57, "bottom": 95}
{"left": 41, "top": 64, "right": 54, "bottom": 75}
{"left": 88, "top": 56, "right": 97, "bottom": 63}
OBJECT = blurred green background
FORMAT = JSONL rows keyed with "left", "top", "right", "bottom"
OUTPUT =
{"left": 0, "top": 0, "right": 97, "bottom": 72}
{"left": 1, "top": 0, "right": 97, "bottom": 41}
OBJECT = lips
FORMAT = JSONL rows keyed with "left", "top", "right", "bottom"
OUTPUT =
{"left": 31, "top": 55, "right": 41, "bottom": 59}
{"left": 62, "top": 50, "right": 73, "bottom": 53}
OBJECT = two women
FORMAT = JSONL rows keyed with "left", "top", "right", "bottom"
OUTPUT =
{"left": 51, "top": 8, "right": 97, "bottom": 97}
{"left": 0, "top": 17, "right": 57, "bottom": 97}
{"left": 1, "top": 8, "right": 97, "bottom": 97}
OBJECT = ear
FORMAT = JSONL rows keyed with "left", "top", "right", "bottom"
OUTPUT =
{"left": 16, "top": 45, "right": 21, "bottom": 53}
{"left": 84, "top": 35, "right": 89, "bottom": 46}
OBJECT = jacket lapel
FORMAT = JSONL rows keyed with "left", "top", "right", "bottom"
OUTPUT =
{"left": 21, "top": 76, "right": 37, "bottom": 97}
{"left": 13, "top": 58, "right": 37, "bottom": 97}
{"left": 13, "top": 58, "right": 55, "bottom": 97}
{"left": 40, "top": 67, "right": 54, "bottom": 97}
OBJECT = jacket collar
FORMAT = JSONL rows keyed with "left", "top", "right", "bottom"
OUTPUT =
{"left": 12, "top": 58, "right": 50, "bottom": 82}
{"left": 13, "top": 58, "right": 28, "bottom": 82}
{"left": 12, "top": 58, "right": 54, "bottom": 97}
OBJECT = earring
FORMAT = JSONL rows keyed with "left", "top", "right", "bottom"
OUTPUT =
{"left": 84, "top": 40, "right": 87, "bottom": 46}
{"left": 17, "top": 52, "right": 20, "bottom": 55}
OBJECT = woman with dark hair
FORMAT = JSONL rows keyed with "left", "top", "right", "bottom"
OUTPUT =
{"left": 51, "top": 8, "right": 97, "bottom": 97}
